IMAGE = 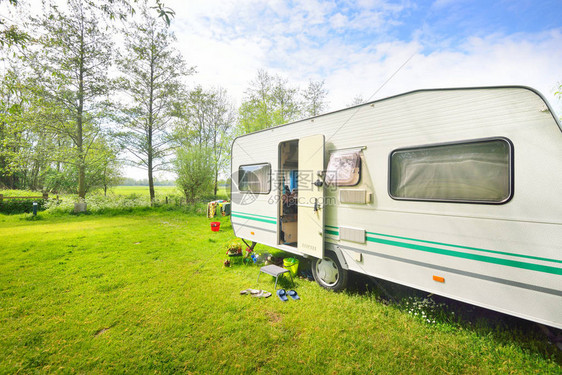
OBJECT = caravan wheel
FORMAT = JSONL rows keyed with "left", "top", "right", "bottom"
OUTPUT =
{"left": 312, "top": 252, "right": 348, "bottom": 292}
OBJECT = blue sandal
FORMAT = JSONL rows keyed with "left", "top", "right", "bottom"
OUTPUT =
{"left": 288, "top": 290, "right": 300, "bottom": 300}
{"left": 277, "top": 289, "right": 288, "bottom": 302}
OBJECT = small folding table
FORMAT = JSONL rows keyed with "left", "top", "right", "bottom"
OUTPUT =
{"left": 257, "top": 264, "right": 294, "bottom": 290}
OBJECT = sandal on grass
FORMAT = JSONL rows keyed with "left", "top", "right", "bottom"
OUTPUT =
{"left": 252, "top": 290, "right": 272, "bottom": 298}
{"left": 277, "top": 289, "right": 288, "bottom": 302}
{"left": 288, "top": 290, "right": 300, "bottom": 300}
{"left": 240, "top": 288, "right": 261, "bottom": 295}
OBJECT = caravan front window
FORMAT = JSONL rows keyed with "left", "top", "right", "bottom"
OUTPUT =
{"left": 389, "top": 138, "right": 512, "bottom": 203}
{"left": 238, "top": 163, "right": 271, "bottom": 194}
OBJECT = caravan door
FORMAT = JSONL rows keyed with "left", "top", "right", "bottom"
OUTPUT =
{"left": 297, "top": 134, "right": 325, "bottom": 258}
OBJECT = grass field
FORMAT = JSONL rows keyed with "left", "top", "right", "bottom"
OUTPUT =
{"left": 0, "top": 210, "right": 560, "bottom": 373}
{"left": 109, "top": 186, "right": 181, "bottom": 197}
{"left": 109, "top": 186, "right": 229, "bottom": 200}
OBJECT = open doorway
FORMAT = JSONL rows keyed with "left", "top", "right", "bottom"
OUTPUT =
{"left": 278, "top": 140, "right": 299, "bottom": 247}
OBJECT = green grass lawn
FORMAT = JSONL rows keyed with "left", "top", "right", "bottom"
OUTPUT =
{"left": 0, "top": 211, "right": 560, "bottom": 373}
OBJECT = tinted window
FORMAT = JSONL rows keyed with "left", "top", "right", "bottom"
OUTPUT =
{"left": 390, "top": 139, "right": 512, "bottom": 203}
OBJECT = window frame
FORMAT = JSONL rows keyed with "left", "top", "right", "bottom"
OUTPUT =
{"left": 388, "top": 137, "right": 514, "bottom": 205}
{"left": 238, "top": 162, "right": 272, "bottom": 194}
{"left": 325, "top": 149, "right": 363, "bottom": 187}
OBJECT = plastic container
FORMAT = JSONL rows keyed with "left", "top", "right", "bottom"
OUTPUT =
{"left": 283, "top": 257, "right": 299, "bottom": 277}
{"left": 211, "top": 222, "right": 221, "bottom": 232}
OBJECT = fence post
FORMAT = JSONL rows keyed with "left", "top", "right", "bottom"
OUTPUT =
{"left": 42, "top": 192, "right": 48, "bottom": 200}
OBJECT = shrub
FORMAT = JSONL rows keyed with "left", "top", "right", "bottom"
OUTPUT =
{"left": 44, "top": 194, "right": 152, "bottom": 214}
{"left": 0, "top": 199, "right": 47, "bottom": 214}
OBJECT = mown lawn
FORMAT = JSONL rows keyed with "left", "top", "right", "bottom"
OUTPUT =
{"left": 0, "top": 211, "right": 560, "bottom": 374}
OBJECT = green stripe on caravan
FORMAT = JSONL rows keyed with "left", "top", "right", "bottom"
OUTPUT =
{"left": 325, "top": 227, "right": 561, "bottom": 275}
{"left": 365, "top": 236, "right": 561, "bottom": 275}
{"left": 366, "top": 231, "right": 562, "bottom": 265}
{"left": 231, "top": 212, "right": 276, "bottom": 225}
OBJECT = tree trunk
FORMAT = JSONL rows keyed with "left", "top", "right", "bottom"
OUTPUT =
{"left": 214, "top": 167, "right": 218, "bottom": 196}
{"left": 148, "top": 164, "right": 155, "bottom": 204}
{"left": 147, "top": 47, "right": 156, "bottom": 205}
{"left": 77, "top": 18, "right": 86, "bottom": 199}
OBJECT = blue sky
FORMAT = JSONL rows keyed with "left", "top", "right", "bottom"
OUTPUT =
{"left": 168, "top": 0, "right": 562, "bottom": 113}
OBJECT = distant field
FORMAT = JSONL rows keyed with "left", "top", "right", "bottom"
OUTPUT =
{"left": 0, "top": 190, "right": 45, "bottom": 197}
{"left": 110, "top": 186, "right": 229, "bottom": 200}
{"left": 110, "top": 185, "right": 180, "bottom": 197}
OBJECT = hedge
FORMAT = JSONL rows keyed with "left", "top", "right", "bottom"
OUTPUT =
{"left": 0, "top": 199, "right": 47, "bottom": 214}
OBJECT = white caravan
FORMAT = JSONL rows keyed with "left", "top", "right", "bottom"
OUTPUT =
{"left": 230, "top": 86, "right": 562, "bottom": 329}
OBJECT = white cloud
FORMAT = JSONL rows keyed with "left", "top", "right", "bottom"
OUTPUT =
{"left": 330, "top": 13, "right": 348, "bottom": 29}
{"left": 325, "top": 30, "right": 562, "bottom": 112}
{"left": 167, "top": 0, "right": 561, "bottom": 115}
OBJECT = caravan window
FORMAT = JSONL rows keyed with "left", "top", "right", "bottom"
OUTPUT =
{"left": 325, "top": 149, "right": 361, "bottom": 186}
{"left": 389, "top": 139, "right": 512, "bottom": 203}
{"left": 238, "top": 163, "right": 271, "bottom": 194}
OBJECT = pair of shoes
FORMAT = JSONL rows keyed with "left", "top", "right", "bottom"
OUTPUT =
{"left": 253, "top": 290, "right": 272, "bottom": 298}
{"left": 277, "top": 289, "right": 300, "bottom": 301}
{"left": 240, "top": 288, "right": 260, "bottom": 295}
{"left": 240, "top": 289, "right": 271, "bottom": 298}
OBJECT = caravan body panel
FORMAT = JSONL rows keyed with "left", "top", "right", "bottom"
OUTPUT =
{"left": 230, "top": 86, "right": 562, "bottom": 329}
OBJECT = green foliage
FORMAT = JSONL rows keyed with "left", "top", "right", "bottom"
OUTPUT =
{"left": 174, "top": 146, "right": 214, "bottom": 203}
{"left": 116, "top": 5, "right": 194, "bottom": 201}
{"left": 236, "top": 70, "right": 329, "bottom": 135}
{"left": 237, "top": 69, "right": 301, "bottom": 134}
{"left": 0, "top": 212, "right": 560, "bottom": 373}
{"left": 302, "top": 79, "right": 329, "bottom": 117}
{"left": 174, "top": 85, "right": 234, "bottom": 194}
{"left": 0, "top": 198, "right": 46, "bottom": 214}
{"left": 26, "top": 0, "right": 116, "bottom": 198}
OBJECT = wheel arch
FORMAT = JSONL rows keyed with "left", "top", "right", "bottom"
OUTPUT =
{"left": 325, "top": 243, "right": 349, "bottom": 270}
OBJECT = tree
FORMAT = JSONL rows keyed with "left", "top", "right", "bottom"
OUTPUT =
{"left": 207, "top": 88, "right": 235, "bottom": 195}
{"left": 40, "top": 134, "right": 122, "bottom": 195}
{"left": 174, "top": 146, "right": 213, "bottom": 204}
{"left": 0, "top": 0, "right": 174, "bottom": 49}
{"left": 117, "top": 5, "right": 194, "bottom": 203}
{"left": 0, "top": 0, "right": 30, "bottom": 49}
{"left": 0, "top": 63, "right": 27, "bottom": 189}
{"left": 174, "top": 86, "right": 234, "bottom": 195}
{"left": 237, "top": 70, "right": 301, "bottom": 134}
{"left": 347, "top": 94, "right": 366, "bottom": 108}
{"left": 271, "top": 76, "right": 300, "bottom": 124}
{"left": 302, "top": 79, "right": 328, "bottom": 117}
{"left": 28, "top": 0, "right": 115, "bottom": 198}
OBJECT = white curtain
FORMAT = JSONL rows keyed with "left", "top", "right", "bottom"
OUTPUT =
{"left": 390, "top": 140, "right": 510, "bottom": 202}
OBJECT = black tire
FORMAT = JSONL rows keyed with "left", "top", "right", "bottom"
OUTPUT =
{"left": 311, "top": 251, "right": 348, "bottom": 292}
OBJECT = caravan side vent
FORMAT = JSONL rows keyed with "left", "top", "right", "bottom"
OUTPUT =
{"left": 339, "top": 227, "right": 366, "bottom": 244}
{"left": 340, "top": 189, "right": 369, "bottom": 204}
